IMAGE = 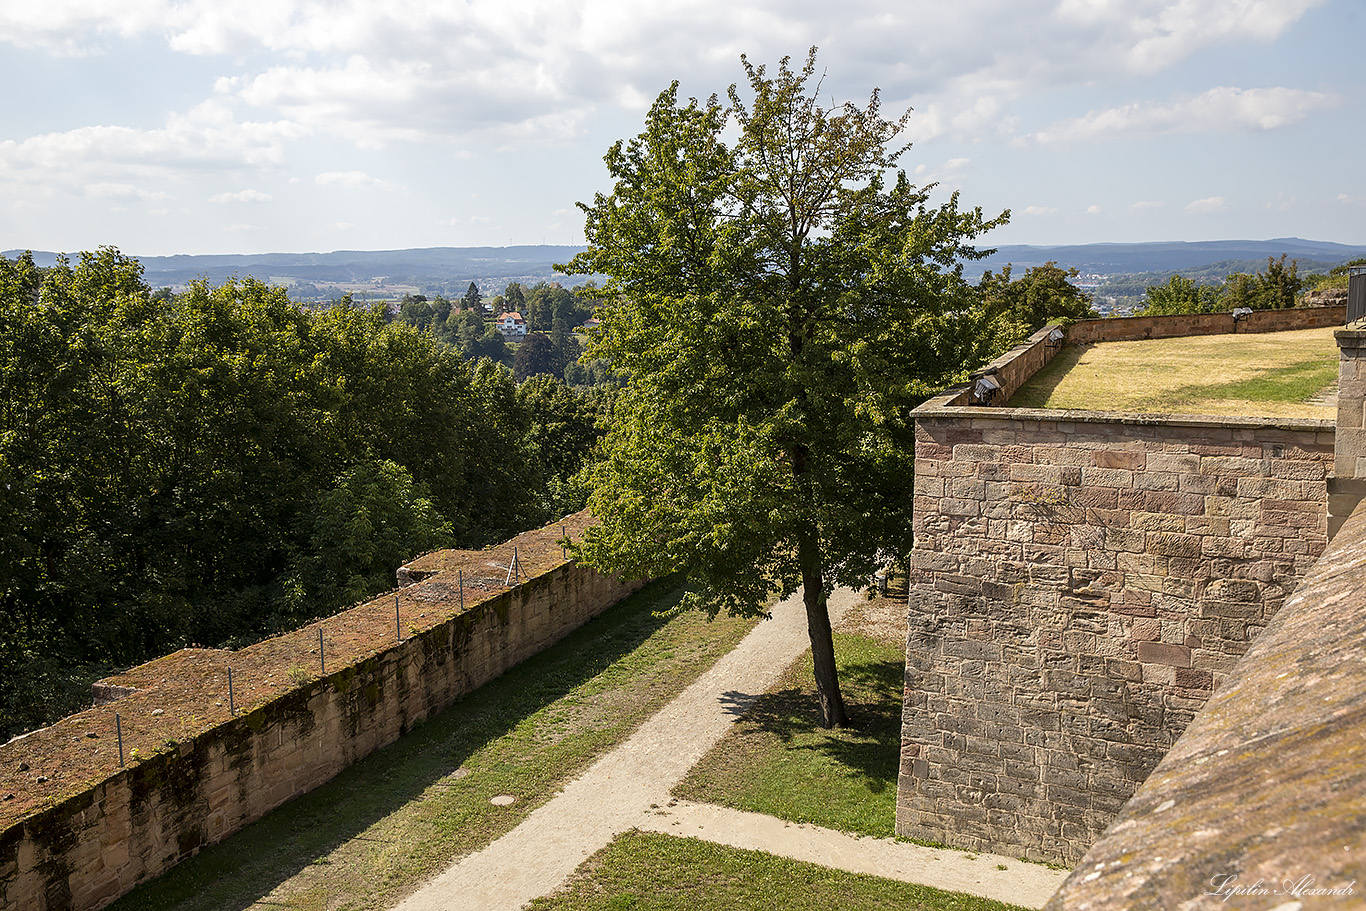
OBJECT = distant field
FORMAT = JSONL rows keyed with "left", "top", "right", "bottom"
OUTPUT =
{"left": 1008, "top": 326, "right": 1338, "bottom": 419}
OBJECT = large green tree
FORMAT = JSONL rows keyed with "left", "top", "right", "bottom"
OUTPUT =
{"left": 1223, "top": 254, "right": 1301, "bottom": 311}
{"left": 561, "top": 50, "right": 1007, "bottom": 726}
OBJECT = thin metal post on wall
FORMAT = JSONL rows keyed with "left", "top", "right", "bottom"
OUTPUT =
{"left": 319, "top": 627, "right": 326, "bottom": 675}
{"left": 561, "top": 524, "right": 567, "bottom": 560}
{"left": 116, "top": 712, "right": 124, "bottom": 767}
{"left": 459, "top": 568, "right": 464, "bottom": 612}
{"left": 228, "top": 667, "right": 236, "bottom": 716}
{"left": 395, "top": 592, "right": 403, "bottom": 641}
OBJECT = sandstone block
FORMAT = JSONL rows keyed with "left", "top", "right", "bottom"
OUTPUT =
{"left": 1092, "top": 449, "right": 1146, "bottom": 470}
{"left": 914, "top": 475, "right": 945, "bottom": 497}
{"left": 1137, "top": 640, "right": 1191, "bottom": 667}
{"left": 1144, "top": 490, "right": 1205, "bottom": 515}
{"left": 1201, "top": 455, "right": 1266, "bottom": 477}
{"left": 1270, "top": 460, "right": 1326, "bottom": 481}
{"left": 1146, "top": 452, "right": 1201, "bottom": 474}
{"left": 1081, "top": 466, "right": 1134, "bottom": 488}
{"left": 941, "top": 498, "right": 980, "bottom": 517}
{"left": 1131, "top": 511, "right": 1184, "bottom": 532}
{"left": 1133, "top": 470, "right": 1180, "bottom": 491}
{"left": 1036, "top": 447, "right": 1093, "bottom": 467}
{"left": 954, "top": 443, "right": 1002, "bottom": 462}
{"left": 1149, "top": 532, "right": 1201, "bottom": 558}
{"left": 1235, "top": 475, "right": 1303, "bottom": 500}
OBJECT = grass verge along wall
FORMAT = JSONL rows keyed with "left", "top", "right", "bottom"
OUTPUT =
{"left": 0, "top": 513, "right": 644, "bottom": 911}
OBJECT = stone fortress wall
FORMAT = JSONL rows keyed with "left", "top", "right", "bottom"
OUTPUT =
{"left": 0, "top": 514, "right": 643, "bottom": 911}
{"left": 1044, "top": 492, "right": 1366, "bottom": 909}
{"left": 897, "top": 309, "right": 1345, "bottom": 865}
{"left": 1043, "top": 323, "right": 1366, "bottom": 907}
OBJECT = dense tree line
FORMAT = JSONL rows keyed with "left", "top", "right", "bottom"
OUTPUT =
{"left": 0, "top": 249, "right": 606, "bottom": 737}
{"left": 1130, "top": 255, "right": 1307, "bottom": 316}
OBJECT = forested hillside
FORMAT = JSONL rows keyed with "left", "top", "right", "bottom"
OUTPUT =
{"left": 0, "top": 249, "right": 606, "bottom": 738}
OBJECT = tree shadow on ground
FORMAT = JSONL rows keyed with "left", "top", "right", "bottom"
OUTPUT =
{"left": 732, "top": 655, "right": 904, "bottom": 794}
{"left": 105, "top": 578, "right": 689, "bottom": 911}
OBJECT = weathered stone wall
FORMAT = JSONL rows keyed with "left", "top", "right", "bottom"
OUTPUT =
{"left": 896, "top": 403, "right": 1333, "bottom": 864}
{"left": 1043, "top": 496, "right": 1366, "bottom": 910}
{"left": 0, "top": 515, "right": 644, "bottom": 911}
{"left": 1064, "top": 304, "right": 1346, "bottom": 346}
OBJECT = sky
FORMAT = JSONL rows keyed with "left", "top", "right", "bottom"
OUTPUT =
{"left": 1, "top": 0, "right": 1361, "bottom": 257}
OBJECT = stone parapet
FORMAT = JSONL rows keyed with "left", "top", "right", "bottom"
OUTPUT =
{"left": 1065, "top": 305, "right": 1346, "bottom": 346}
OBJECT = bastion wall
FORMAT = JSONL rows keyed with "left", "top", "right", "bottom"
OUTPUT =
{"left": 0, "top": 513, "right": 643, "bottom": 911}
{"left": 896, "top": 310, "right": 1340, "bottom": 865}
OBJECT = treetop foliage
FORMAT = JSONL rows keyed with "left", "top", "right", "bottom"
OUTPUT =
{"left": 976, "top": 261, "right": 1099, "bottom": 333}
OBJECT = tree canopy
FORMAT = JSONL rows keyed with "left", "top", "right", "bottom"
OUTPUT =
{"left": 0, "top": 248, "right": 603, "bottom": 738}
{"left": 977, "top": 261, "right": 1098, "bottom": 331}
{"left": 1136, "top": 255, "right": 1304, "bottom": 316}
{"left": 1136, "top": 274, "right": 1223, "bottom": 316}
{"left": 561, "top": 50, "right": 1010, "bottom": 726}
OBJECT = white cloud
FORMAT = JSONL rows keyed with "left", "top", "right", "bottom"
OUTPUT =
{"left": 1056, "top": 0, "right": 1326, "bottom": 73}
{"left": 315, "top": 170, "right": 400, "bottom": 190}
{"left": 209, "top": 189, "right": 272, "bottom": 203}
{"left": 1022, "top": 205, "right": 1058, "bottom": 216}
{"left": 85, "top": 182, "right": 169, "bottom": 201}
{"left": 1024, "top": 86, "right": 1340, "bottom": 145}
{"left": 1086, "top": 205, "right": 1104, "bottom": 216}
{"left": 1185, "top": 196, "right": 1228, "bottom": 214}
{"left": 0, "top": 0, "right": 171, "bottom": 54}
{"left": 3, "top": 0, "right": 1328, "bottom": 150}
{"left": 0, "top": 102, "right": 305, "bottom": 192}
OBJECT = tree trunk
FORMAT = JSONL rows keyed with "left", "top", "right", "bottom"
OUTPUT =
{"left": 798, "top": 526, "right": 847, "bottom": 728}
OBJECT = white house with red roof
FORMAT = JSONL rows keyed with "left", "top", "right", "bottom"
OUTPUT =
{"left": 497, "top": 311, "right": 528, "bottom": 338}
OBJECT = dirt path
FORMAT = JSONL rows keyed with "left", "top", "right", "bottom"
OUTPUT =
{"left": 640, "top": 800, "right": 1065, "bottom": 908}
{"left": 394, "top": 588, "right": 1065, "bottom": 911}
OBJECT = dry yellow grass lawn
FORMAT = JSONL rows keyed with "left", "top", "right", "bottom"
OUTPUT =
{"left": 1008, "top": 326, "right": 1339, "bottom": 419}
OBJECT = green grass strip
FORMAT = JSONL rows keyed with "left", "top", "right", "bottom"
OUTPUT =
{"left": 1159, "top": 357, "right": 1337, "bottom": 406}
{"left": 525, "top": 830, "right": 1030, "bottom": 911}
{"left": 107, "top": 579, "right": 757, "bottom": 911}
{"left": 673, "top": 632, "right": 904, "bottom": 838}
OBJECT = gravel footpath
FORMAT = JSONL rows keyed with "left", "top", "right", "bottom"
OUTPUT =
{"left": 393, "top": 587, "right": 1066, "bottom": 911}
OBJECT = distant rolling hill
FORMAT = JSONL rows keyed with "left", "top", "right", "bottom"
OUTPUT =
{"left": 969, "top": 238, "right": 1366, "bottom": 278}
{"left": 6, "top": 239, "right": 1364, "bottom": 295}
{"left": 1, "top": 246, "right": 593, "bottom": 298}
